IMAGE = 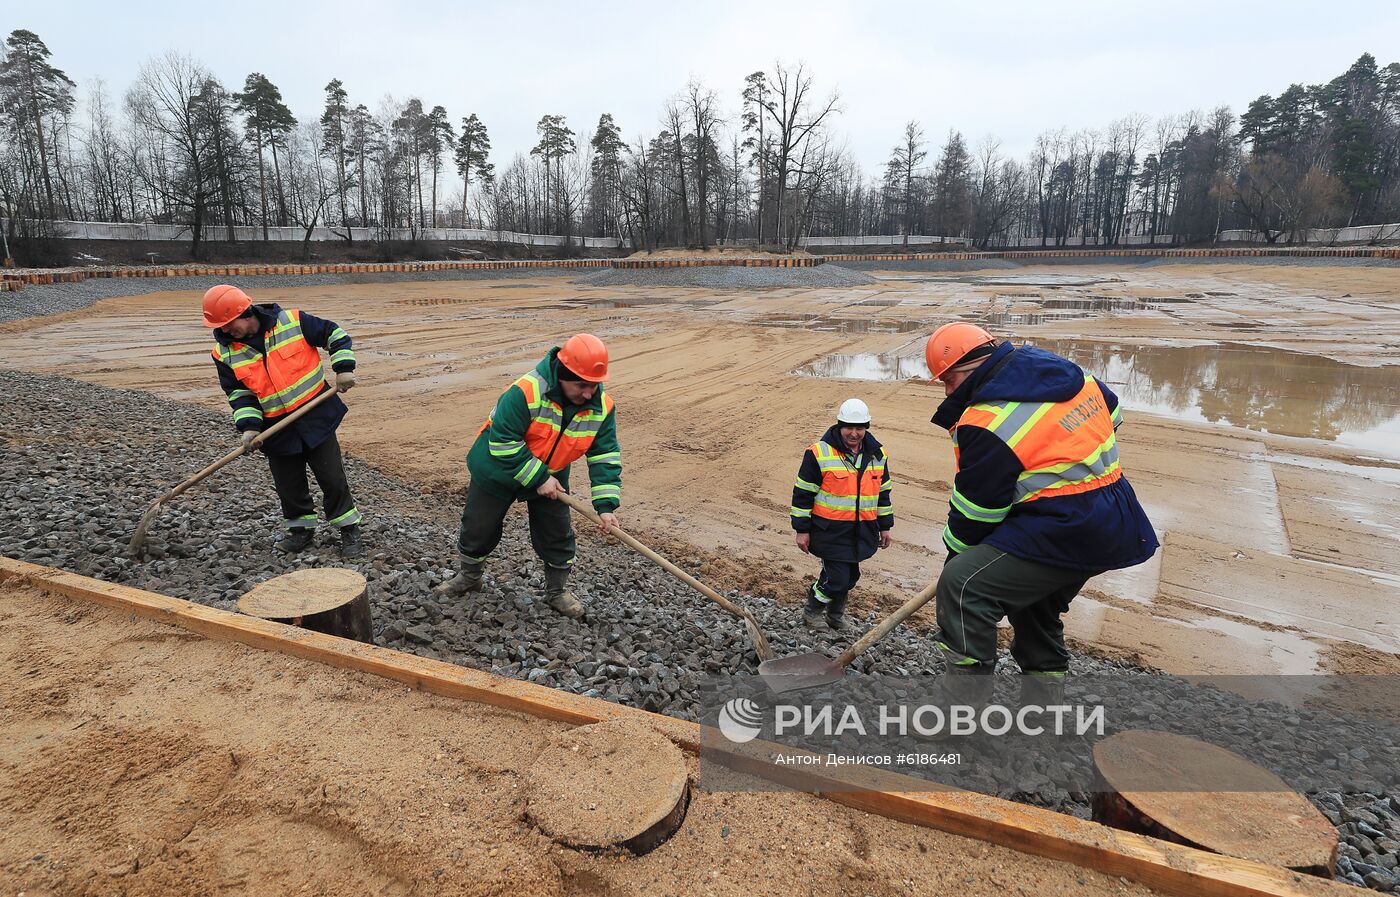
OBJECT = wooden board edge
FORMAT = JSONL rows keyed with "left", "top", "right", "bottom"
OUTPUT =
{"left": 0, "top": 557, "right": 1350, "bottom": 897}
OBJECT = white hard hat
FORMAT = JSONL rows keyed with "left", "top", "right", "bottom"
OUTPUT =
{"left": 837, "top": 398, "right": 871, "bottom": 425}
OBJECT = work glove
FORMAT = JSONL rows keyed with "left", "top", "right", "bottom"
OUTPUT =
{"left": 335, "top": 371, "right": 357, "bottom": 393}
{"left": 240, "top": 430, "right": 260, "bottom": 448}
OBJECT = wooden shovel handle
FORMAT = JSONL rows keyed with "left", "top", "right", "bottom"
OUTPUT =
{"left": 835, "top": 578, "right": 940, "bottom": 668}
{"left": 164, "top": 384, "right": 340, "bottom": 502}
{"left": 554, "top": 490, "right": 753, "bottom": 620}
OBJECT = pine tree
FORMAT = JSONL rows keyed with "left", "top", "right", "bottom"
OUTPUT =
{"left": 531, "top": 114, "right": 576, "bottom": 232}
{"left": 234, "top": 73, "right": 296, "bottom": 232}
{"left": 455, "top": 113, "right": 492, "bottom": 226}
{"left": 320, "top": 79, "right": 354, "bottom": 238}
{"left": 588, "top": 113, "right": 623, "bottom": 237}
{"left": 0, "top": 29, "right": 76, "bottom": 216}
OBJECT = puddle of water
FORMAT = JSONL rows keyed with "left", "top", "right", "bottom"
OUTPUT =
{"left": 980, "top": 311, "right": 1094, "bottom": 326}
{"left": 1042, "top": 340, "right": 1400, "bottom": 459}
{"left": 965, "top": 274, "right": 1119, "bottom": 287}
{"left": 757, "top": 314, "right": 926, "bottom": 333}
{"left": 794, "top": 353, "right": 931, "bottom": 380}
{"left": 566, "top": 296, "right": 673, "bottom": 309}
{"left": 397, "top": 297, "right": 473, "bottom": 306}
{"left": 794, "top": 340, "right": 1400, "bottom": 459}
{"left": 1041, "top": 297, "right": 1145, "bottom": 312}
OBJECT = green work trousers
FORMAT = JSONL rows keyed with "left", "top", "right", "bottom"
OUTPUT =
{"left": 933, "top": 543, "right": 1090, "bottom": 674}
{"left": 455, "top": 479, "right": 576, "bottom": 569}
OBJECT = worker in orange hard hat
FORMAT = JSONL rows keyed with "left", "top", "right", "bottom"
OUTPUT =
{"left": 205, "top": 284, "right": 366, "bottom": 558}
{"left": 437, "top": 334, "right": 621, "bottom": 619}
{"left": 923, "top": 322, "right": 1158, "bottom": 679}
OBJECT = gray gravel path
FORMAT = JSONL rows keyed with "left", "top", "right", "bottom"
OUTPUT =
{"left": 0, "top": 368, "right": 1395, "bottom": 885}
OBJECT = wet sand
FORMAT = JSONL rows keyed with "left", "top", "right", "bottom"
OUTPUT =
{"left": 0, "top": 261, "right": 1396, "bottom": 676}
{"left": 1, "top": 582, "right": 1172, "bottom": 897}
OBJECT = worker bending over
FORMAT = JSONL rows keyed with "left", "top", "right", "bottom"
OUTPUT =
{"left": 204, "top": 284, "right": 364, "bottom": 558}
{"left": 437, "top": 334, "right": 621, "bottom": 618}
{"left": 925, "top": 322, "right": 1157, "bottom": 677}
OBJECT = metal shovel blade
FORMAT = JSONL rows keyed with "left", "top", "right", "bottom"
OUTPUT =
{"left": 757, "top": 652, "right": 847, "bottom": 694}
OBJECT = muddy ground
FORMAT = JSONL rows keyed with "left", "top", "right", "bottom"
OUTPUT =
{"left": 1, "top": 260, "right": 1396, "bottom": 676}
{"left": 0, "top": 582, "right": 1174, "bottom": 897}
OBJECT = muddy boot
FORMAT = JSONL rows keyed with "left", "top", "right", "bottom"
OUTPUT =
{"left": 544, "top": 565, "right": 584, "bottom": 619}
{"left": 802, "top": 583, "right": 826, "bottom": 630}
{"left": 276, "top": 527, "right": 315, "bottom": 554}
{"left": 1017, "top": 671, "right": 1067, "bottom": 707}
{"left": 339, "top": 524, "right": 365, "bottom": 559}
{"left": 825, "top": 591, "right": 850, "bottom": 631}
{"left": 435, "top": 556, "right": 484, "bottom": 598}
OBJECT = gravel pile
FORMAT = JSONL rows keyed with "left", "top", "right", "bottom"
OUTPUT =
{"left": 573, "top": 264, "right": 877, "bottom": 289}
{"left": 1, "top": 368, "right": 1396, "bottom": 884}
{"left": 0, "top": 267, "right": 579, "bottom": 325}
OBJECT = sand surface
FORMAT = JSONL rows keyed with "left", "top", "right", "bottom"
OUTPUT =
{"left": 0, "top": 261, "right": 1396, "bottom": 675}
{"left": 0, "top": 582, "right": 1167, "bottom": 897}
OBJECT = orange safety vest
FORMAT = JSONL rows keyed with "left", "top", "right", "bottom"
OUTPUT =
{"left": 211, "top": 308, "right": 327, "bottom": 418}
{"left": 809, "top": 441, "right": 887, "bottom": 522}
{"left": 953, "top": 375, "right": 1122, "bottom": 505}
{"left": 480, "top": 371, "right": 615, "bottom": 473}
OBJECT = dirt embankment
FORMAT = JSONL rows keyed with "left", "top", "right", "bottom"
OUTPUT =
{"left": 0, "top": 583, "right": 1166, "bottom": 897}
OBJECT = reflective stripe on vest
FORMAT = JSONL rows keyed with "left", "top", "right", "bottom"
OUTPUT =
{"left": 810, "top": 441, "right": 886, "bottom": 521}
{"left": 953, "top": 375, "right": 1121, "bottom": 505}
{"left": 211, "top": 308, "right": 326, "bottom": 418}
{"left": 482, "top": 372, "right": 614, "bottom": 477}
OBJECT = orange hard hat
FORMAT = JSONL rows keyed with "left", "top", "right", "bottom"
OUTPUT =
{"left": 558, "top": 333, "right": 609, "bottom": 382}
{"left": 925, "top": 322, "right": 996, "bottom": 379}
{"left": 202, "top": 284, "right": 252, "bottom": 328}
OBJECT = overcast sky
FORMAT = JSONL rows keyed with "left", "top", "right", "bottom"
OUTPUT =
{"left": 11, "top": 0, "right": 1399, "bottom": 176}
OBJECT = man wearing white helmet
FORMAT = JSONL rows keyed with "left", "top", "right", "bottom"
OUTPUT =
{"left": 790, "top": 398, "right": 894, "bottom": 629}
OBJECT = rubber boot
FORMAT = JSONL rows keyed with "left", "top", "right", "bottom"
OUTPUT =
{"left": 544, "top": 565, "right": 584, "bottom": 619}
{"left": 802, "top": 583, "right": 826, "bottom": 630}
{"left": 276, "top": 527, "right": 315, "bottom": 554}
{"left": 339, "top": 524, "right": 365, "bottom": 559}
{"left": 435, "top": 556, "right": 484, "bottom": 597}
{"left": 825, "top": 591, "right": 850, "bottom": 631}
{"left": 1017, "top": 672, "right": 1067, "bottom": 707}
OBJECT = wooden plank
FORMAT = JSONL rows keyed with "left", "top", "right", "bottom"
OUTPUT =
{"left": 0, "top": 556, "right": 1349, "bottom": 897}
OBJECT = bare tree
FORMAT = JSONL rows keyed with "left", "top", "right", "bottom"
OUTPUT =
{"left": 756, "top": 62, "right": 839, "bottom": 247}
{"left": 127, "top": 52, "right": 218, "bottom": 257}
{"left": 884, "top": 120, "right": 927, "bottom": 243}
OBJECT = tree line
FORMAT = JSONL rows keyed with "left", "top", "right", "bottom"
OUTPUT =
{"left": 3, "top": 28, "right": 1398, "bottom": 258}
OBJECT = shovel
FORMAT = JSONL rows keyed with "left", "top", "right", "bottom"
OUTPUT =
{"left": 758, "top": 578, "right": 938, "bottom": 693}
{"left": 554, "top": 491, "right": 775, "bottom": 662}
{"left": 128, "top": 384, "right": 341, "bottom": 557}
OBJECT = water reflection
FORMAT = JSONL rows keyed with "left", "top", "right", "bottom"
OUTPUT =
{"left": 795, "top": 353, "right": 932, "bottom": 381}
{"left": 756, "top": 314, "right": 926, "bottom": 333}
{"left": 1043, "top": 341, "right": 1400, "bottom": 456}
{"left": 794, "top": 341, "right": 1400, "bottom": 458}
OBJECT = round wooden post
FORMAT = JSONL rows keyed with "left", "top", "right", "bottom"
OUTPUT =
{"left": 237, "top": 568, "right": 374, "bottom": 644}
{"left": 525, "top": 719, "right": 690, "bottom": 855}
{"left": 1093, "top": 730, "right": 1337, "bottom": 877}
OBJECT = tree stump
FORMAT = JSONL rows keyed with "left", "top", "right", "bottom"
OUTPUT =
{"left": 237, "top": 568, "right": 374, "bottom": 644}
{"left": 525, "top": 719, "right": 690, "bottom": 856}
{"left": 1092, "top": 729, "right": 1337, "bottom": 876}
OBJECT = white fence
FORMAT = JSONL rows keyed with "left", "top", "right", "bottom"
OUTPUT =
{"left": 14, "top": 219, "right": 624, "bottom": 249}
{"left": 799, "top": 234, "right": 968, "bottom": 247}
{"left": 804, "top": 224, "right": 1400, "bottom": 248}
{"left": 17, "top": 219, "right": 1400, "bottom": 251}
